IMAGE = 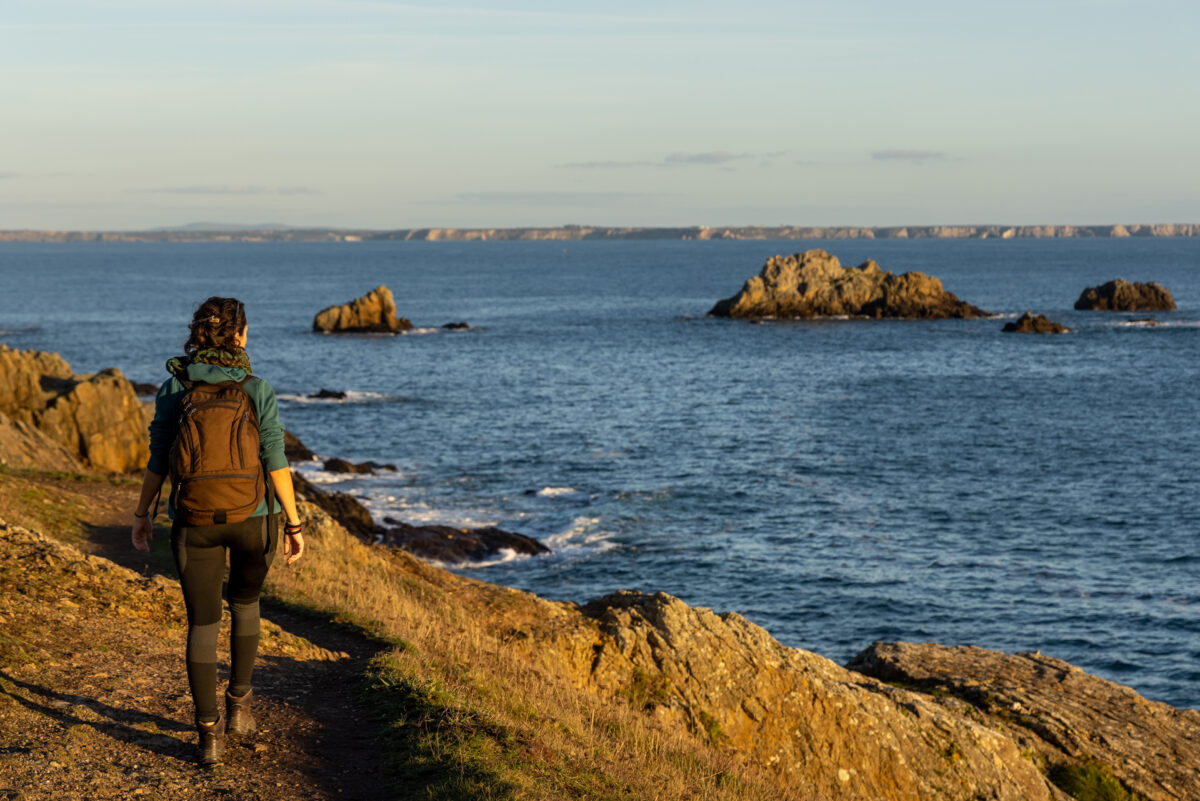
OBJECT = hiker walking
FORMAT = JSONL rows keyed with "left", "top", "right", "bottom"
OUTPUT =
{"left": 130, "top": 296, "right": 305, "bottom": 766}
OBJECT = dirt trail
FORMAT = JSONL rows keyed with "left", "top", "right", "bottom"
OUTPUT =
{"left": 0, "top": 478, "right": 395, "bottom": 801}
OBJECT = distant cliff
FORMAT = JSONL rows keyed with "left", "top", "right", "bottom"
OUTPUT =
{"left": 1, "top": 223, "right": 1198, "bottom": 243}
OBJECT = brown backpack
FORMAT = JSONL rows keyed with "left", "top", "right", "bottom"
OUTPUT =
{"left": 168, "top": 376, "right": 266, "bottom": 526}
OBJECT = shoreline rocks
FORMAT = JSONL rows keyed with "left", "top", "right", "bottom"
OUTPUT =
{"left": 1003, "top": 312, "right": 1070, "bottom": 334}
{"left": 1075, "top": 279, "right": 1175, "bottom": 311}
{"left": 290, "top": 461, "right": 548, "bottom": 563}
{"left": 312, "top": 285, "right": 414, "bottom": 333}
{"left": 709, "top": 249, "right": 989, "bottom": 319}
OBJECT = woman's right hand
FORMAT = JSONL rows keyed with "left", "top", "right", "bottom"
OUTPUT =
{"left": 284, "top": 531, "right": 305, "bottom": 565}
{"left": 132, "top": 515, "right": 153, "bottom": 552}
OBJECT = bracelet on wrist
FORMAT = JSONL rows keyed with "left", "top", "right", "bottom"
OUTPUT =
{"left": 284, "top": 521, "right": 303, "bottom": 534}
{"left": 133, "top": 510, "right": 150, "bottom": 519}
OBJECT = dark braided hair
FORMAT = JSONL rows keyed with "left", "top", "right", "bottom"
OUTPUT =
{"left": 184, "top": 297, "right": 247, "bottom": 354}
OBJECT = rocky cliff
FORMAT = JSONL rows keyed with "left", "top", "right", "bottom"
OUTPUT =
{"left": 565, "top": 591, "right": 1058, "bottom": 800}
{"left": 312, "top": 285, "right": 414, "bottom": 333}
{"left": 4, "top": 223, "right": 1199, "bottom": 243}
{"left": 0, "top": 346, "right": 149, "bottom": 473}
{"left": 709, "top": 249, "right": 989, "bottom": 319}
{"left": 850, "top": 642, "right": 1200, "bottom": 801}
{"left": 1074, "top": 279, "right": 1176, "bottom": 311}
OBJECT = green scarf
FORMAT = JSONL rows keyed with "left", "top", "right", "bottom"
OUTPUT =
{"left": 166, "top": 348, "right": 253, "bottom": 378}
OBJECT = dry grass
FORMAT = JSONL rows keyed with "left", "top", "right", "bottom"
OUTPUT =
{"left": 265, "top": 503, "right": 789, "bottom": 801}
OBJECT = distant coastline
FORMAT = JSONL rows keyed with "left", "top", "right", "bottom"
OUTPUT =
{"left": 1, "top": 222, "right": 1198, "bottom": 243}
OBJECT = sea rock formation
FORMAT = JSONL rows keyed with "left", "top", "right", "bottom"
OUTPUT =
{"left": 572, "top": 591, "right": 1055, "bottom": 799}
{"left": 848, "top": 642, "right": 1200, "bottom": 801}
{"left": 312, "top": 285, "right": 414, "bottom": 333}
{"left": 1003, "top": 312, "right": 1070, "bottom": 334}
{"left": 379, "top": 522, "right": 550, "bottom": 563}
{"left": 1074, "top": 279, "right": 1176, "bottom": 311}
{"left": 708, "top": 249, "right": 989, "bottom": 319}
{"left": 0, "top": 345, "right": 149, "bottom": 473}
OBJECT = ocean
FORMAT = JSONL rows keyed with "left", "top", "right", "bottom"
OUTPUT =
{"left": 2, "top": 237, "right": 1197, "bottom": 707}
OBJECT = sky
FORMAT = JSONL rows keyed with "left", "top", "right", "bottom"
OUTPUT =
{"left": 2, "top": 0, "right": 1198, "bottom": 230}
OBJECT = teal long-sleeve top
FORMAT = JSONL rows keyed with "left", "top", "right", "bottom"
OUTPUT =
{"left": 147, "top": 362, "right": 288, "bottom": 518}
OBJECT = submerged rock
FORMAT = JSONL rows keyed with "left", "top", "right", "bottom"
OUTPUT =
{"left": 308, "top": 388, "right": 347, "bottom": 400}
{"left": 1003, "top": 312, "right": 1070, "bottom": 334}
{"left": 442, "top": 321, "right": 470, "bottom": 330}
{"left": 312, "top": 285, "right": 414, "bottom": 333}
{"left": 848, "top": 642, "right": 1200, "bottom": 801}
{"left": 1074, "top": 279, "right": 1175, "bottom": 311}
{"left": 708, "top": 249, "right": 989, "bottom": 319}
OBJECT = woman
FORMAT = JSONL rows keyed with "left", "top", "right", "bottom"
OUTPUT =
{"left": 130, "top": 296, "right": 305, "bottom": 767}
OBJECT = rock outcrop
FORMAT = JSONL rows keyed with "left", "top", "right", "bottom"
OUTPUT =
{"left": 291, "top": 467, "right": 548, "bottom": 563}
{"left": 1074, "top": 279, "right": 1176, "bottom": 311}
{"left": 1003, "top": 312, "right": 1070, "bottom": 334}
{"left": 574, "top": 591, "right": 1056, "bottom": 800}
{"left": 312, "top": 285, "right": 414, "bottom": 333}
{"left": 848, "top": 642, "right": 1200, "bottom": 801}
{"left": 379, "top": 522, "right": 549, "bottom": 564}
{"left": 709, "top": 250, "right": 989, "bottom": 319}
{"left": 0, "top": 346, "right": 149, "bottom": 473}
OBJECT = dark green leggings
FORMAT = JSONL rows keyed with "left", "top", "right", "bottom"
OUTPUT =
{"left": 171, "top": 517, "right": 276, "bottom": 723}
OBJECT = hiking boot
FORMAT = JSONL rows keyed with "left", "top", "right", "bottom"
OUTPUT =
{"left": 197, "top": 710, "right": 225, "bottom": 766}
{"left": 226, "top": 688, "right": 256, "bottom": 737}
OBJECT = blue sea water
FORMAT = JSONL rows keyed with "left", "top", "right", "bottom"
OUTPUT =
{"left": 2, "top": 237, "right": 1198, "bottom": 707}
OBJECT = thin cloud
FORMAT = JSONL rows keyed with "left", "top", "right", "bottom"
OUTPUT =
{"left": 451, "top": 191, "right": 666, "bottom": 206}
{"left": 140, "top": 185, "right": 320, "bottom": 196}
{"left": 558, "top": 160, "right": 657, "bottom": 169}
{"left": 0, "top": 172, "right": 21, "bottom": 179}
{"left": 662, "top": 151, "right": 752, "bottom": 165}
{"left": 872, "top": 150, "right": 945, "bottom": 163}
{"left": 559, "top": 151, "right": 769, "bottom": 169}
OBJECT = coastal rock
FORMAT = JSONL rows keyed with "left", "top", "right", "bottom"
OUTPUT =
{"left": 0, "top": 412, "right": 83, "bottom": 471}
{"left": 283, "top": 429, "right": 316, "bottom": 462}
{"left": 1074, "top": 279, "right": 1176, "bottom": 311}
{"left": 379, "top": 522, "right": 550, "bottom": 564}
{"left": 292, "top": 466, "right": 548, "bottom": 563}
{"left": 442, "top": 321, "right": 469, "bottom": 330}
{"left": 1003, "top": 312, "right": 1070, "bottom": 334}
{"left": 0, "top": 346, "right": 149, "bottom": 473}
{"left": 308, "top": 388, "right": 347, "bottom": 400}
{"left": 312, "top": 285, "right": 414, "bottom": 333}
{"left": 848, "top": 642, "right": 1200, "bottom": 801}
{"left": 323, "top": 457, "right": 377, "bottom": 474}
{"left": 575, "top": 591, "right": 1055, "bottom": 799}
{"left": 708, "top": 249, "right": 989, "bottom": 319}
{"left": 291, "top": 470, "right": 379, "bottom": 539}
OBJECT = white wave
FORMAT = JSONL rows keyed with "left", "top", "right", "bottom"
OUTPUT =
{"left": 1110, "top": 318, "right": 1200, "bottom": 328}
{"left": 430, "top": 548, "right": 534, "bottom": 570}
{"left": 535, "top": 486, "right": 593, "bottom": 502}
{"left": 277, "top": 389, "right": 403, "bottom": 405}
{"left": 544, "top": 515, "right": 616, "bottom": 553}
{"left": 404, "top": 327, "right": 443, "bottom": 335}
